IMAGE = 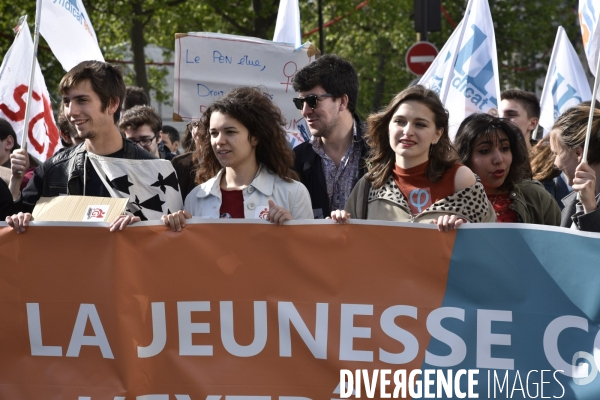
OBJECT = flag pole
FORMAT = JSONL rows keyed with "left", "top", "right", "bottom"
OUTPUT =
{"left": 21, "top": 0, "right": 43, "bottom": 154}
{"left": 440, "top": 0, "right": 474, "bottom": 104}
{"left": 577, "top": 39, "right": 600, "bottom": 201}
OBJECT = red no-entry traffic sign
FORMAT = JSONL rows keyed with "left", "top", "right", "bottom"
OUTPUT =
{"left": 405, "top": 41, "right": 438, "bottom": 76}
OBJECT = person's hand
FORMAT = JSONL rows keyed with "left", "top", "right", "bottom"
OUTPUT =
{"left": 161, "top": 210, "right": 192, "bottom": 232}
{"left": 268, "top": 200, "right": 292, "bottom": 225}
{"left": 5, "top": 212, "right": 32, "bottom": 233}
{"left": 330, "top": 209, "right": 351, "bottom": 224}
{"left": 10, "top": 149, "right": 30, "bottom": 179}
{"left": 109, "top": 215, "right": 141, "bottom": 232}
{"left": 435, "top": 214, "right": 467, "bottom": 232}
{"left": 573, "top": 162, "right": 597, "bottom": 214}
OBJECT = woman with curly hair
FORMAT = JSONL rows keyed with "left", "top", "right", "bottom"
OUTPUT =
{"left": 331, "top": 85, "right": 495, "bottom": 230}
{"left": 454, "top": 113, "right": 560, "bottom": 225}
{"left": 162, "top": 86, "right": 313, "bottom": 230}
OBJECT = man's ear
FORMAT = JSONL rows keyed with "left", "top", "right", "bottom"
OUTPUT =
{"left": 339, "top": 94, "right": 350, "bottom": 112}
{"left": 527, "top": 117, "right": 539, "bottom": 132}
{"left": 107, "top": 97, "right": 120, "bottom": 115}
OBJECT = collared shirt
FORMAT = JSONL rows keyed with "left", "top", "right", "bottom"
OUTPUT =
{"left": 310, "top": 123, "right": 361, "bottom": 211}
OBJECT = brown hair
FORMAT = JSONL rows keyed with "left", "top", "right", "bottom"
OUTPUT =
{"left": 118, "top": 105, "right": 162, "bottom": 137}
{"left": 365, "top": 85, "right": 458, "bottom": 188}
{"left": 501, "top": 89, "right": 541, "bottom": 119}
{"left": 550, "top": 104, "right": 600, "bottom": 165}
{"left": 182, "top": 121, "right": 198, "bottom": 152}
{"left": 58, "top": 61, "right": 126, "bottom": 124}
{"left": 530, "top": 136, "right": 561, "bottom": 181}
{"left": 194, "top": 87, "right": 298, "bottom": 184}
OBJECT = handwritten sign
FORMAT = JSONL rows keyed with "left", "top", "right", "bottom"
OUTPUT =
{"left": 174, "top": 32, "right": 317, "bottom": 146}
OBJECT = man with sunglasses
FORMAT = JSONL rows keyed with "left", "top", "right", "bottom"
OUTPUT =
{"left": 292, "top": 54, "right": 368, "bottom": 219}
{"left": 119, "top": 105, "right": 175, "bottom": 161}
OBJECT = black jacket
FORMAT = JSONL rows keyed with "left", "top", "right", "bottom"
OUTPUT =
{"left": 292, "top": 114, "right": 368, "bottom": 218}
{"left": 17, "top": 138, "right": 156, "bottom": 213}
{"left": 561, "top": 191, "right": 600, "bottom": 232}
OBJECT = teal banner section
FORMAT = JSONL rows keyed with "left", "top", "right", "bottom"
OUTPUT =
{"left": 422, "top": 226, "right": 600, "bottom": 399}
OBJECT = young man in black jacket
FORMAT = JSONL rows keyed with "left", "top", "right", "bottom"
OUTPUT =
{"left": 292, "top": 54, "right": 368, "bottom": 219}
{"left": 6, "top": 61, "right": 157, "bottom": 232}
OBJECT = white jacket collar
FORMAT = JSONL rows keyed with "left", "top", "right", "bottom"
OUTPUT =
{"left": 195, "top": 164, "right": 275, "bottom": 198}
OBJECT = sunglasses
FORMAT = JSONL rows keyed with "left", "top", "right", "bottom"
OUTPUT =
{"left": 292, "top": 94, "right": 334, "bottom": 110}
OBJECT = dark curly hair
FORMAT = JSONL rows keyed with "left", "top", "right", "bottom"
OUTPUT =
{"left": 292, "top": 54, "right": 359, "bottom": 113}
{"left": 194, "top": 87, "right": 298, "bottom": 184}
{"left": 454, "top": 113, "right": 530, "bottom": 191}
{"left": 365, "top": 85, "right": 458, "bottom": 188}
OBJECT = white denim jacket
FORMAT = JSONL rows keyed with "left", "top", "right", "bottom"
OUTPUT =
{"left": 184, "top": 165, "right": 314, "bottom": 220}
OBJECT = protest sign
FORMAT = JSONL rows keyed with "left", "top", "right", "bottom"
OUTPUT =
{"left": 1, "top": 221, "right": 600, "bottom": 399}
{"left": 0, "top": 18, "right": 60, "bottom": 162}
{"left": 173, "top": 32, "right": 316, "bottom": 146}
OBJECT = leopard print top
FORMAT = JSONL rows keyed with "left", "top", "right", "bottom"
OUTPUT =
{"left": 367, "top": 175, "right": 491, "bottom": 223}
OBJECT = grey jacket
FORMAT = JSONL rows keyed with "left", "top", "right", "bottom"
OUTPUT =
{"left": 561, "top": 191, "right": 600, "bottom": 232}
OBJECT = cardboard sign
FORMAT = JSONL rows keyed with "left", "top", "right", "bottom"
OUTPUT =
{"left": 32, "top": 196, "right": 128, "bottom": 222}
{"left": 173, "top": 32, "right": 318, "bottom": 147}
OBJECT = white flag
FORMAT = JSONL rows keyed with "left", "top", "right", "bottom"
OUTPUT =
{"left": 538, "top": 26, "right": 592, "bottom": 135}
{"left": 579, "top": 0, "right": 600, "bottom": 76}
{"left": 0, "top": 18, "right": 61, "bottom": 162}
{"left": 273, "top": 0, "right": 302, "bottom": 48}
{"left": 40, "top": 0, "right": 104, "bottom": 71}
{"left": 88, "top": 154, "right": 183, "bottom": 221}
{"left": 419, "top": 0, "right": 501, "bottom": 140}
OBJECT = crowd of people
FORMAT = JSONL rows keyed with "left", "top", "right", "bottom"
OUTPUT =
{"left": 1, "top": 55, "right": 599, "bottom": 234}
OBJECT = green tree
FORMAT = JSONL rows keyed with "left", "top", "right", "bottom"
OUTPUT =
{"left": 0, "top": 0, "right": 584, "bottom": 116}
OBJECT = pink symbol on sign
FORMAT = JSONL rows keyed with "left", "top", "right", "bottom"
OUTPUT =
{"left": 281, "top": 61, "right": 297, "bottom": 92}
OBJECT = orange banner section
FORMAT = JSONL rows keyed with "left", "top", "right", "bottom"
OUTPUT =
{"left": 0, "top": 221, "right": 456, "bottom": 399}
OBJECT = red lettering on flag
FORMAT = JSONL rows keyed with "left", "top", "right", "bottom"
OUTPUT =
{"left": 0, "top": 84, "right": 59, "bottom": 159}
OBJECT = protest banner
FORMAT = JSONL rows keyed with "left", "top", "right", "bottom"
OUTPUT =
{"left": 1, "top": 220, "right": 600, "bottom": 399}
{"left": 538, "top": 26, "right": 592, "bottom": 135}
{"left": 0, "top": 18, "right": 60, "bottom": 162}
{"left": 173, "top": 33, "right": 317, "bottom": 147}
{"left": 419, "top": 0, "right": 501, "bottom": 139}
{"left": 39, "top": 0, "right": 104, "bottom": 71}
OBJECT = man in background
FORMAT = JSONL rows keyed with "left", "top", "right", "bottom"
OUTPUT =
{"left": 119, "top": 105, "right": 175, "bottom": 160}
{"left": 499, "top": 89, "right": 540, "bottom": 152}
{"left": 161, "top": 125, "right": 180, "bottom": 155}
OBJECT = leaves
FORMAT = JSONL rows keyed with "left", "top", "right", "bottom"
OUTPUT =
{"left": 0, "top": 0, "right": 583, "bottom": 118}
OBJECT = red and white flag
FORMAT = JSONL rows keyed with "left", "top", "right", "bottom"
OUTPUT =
{"left": 0, "top": 18, "right": 60, "bottom": 162}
